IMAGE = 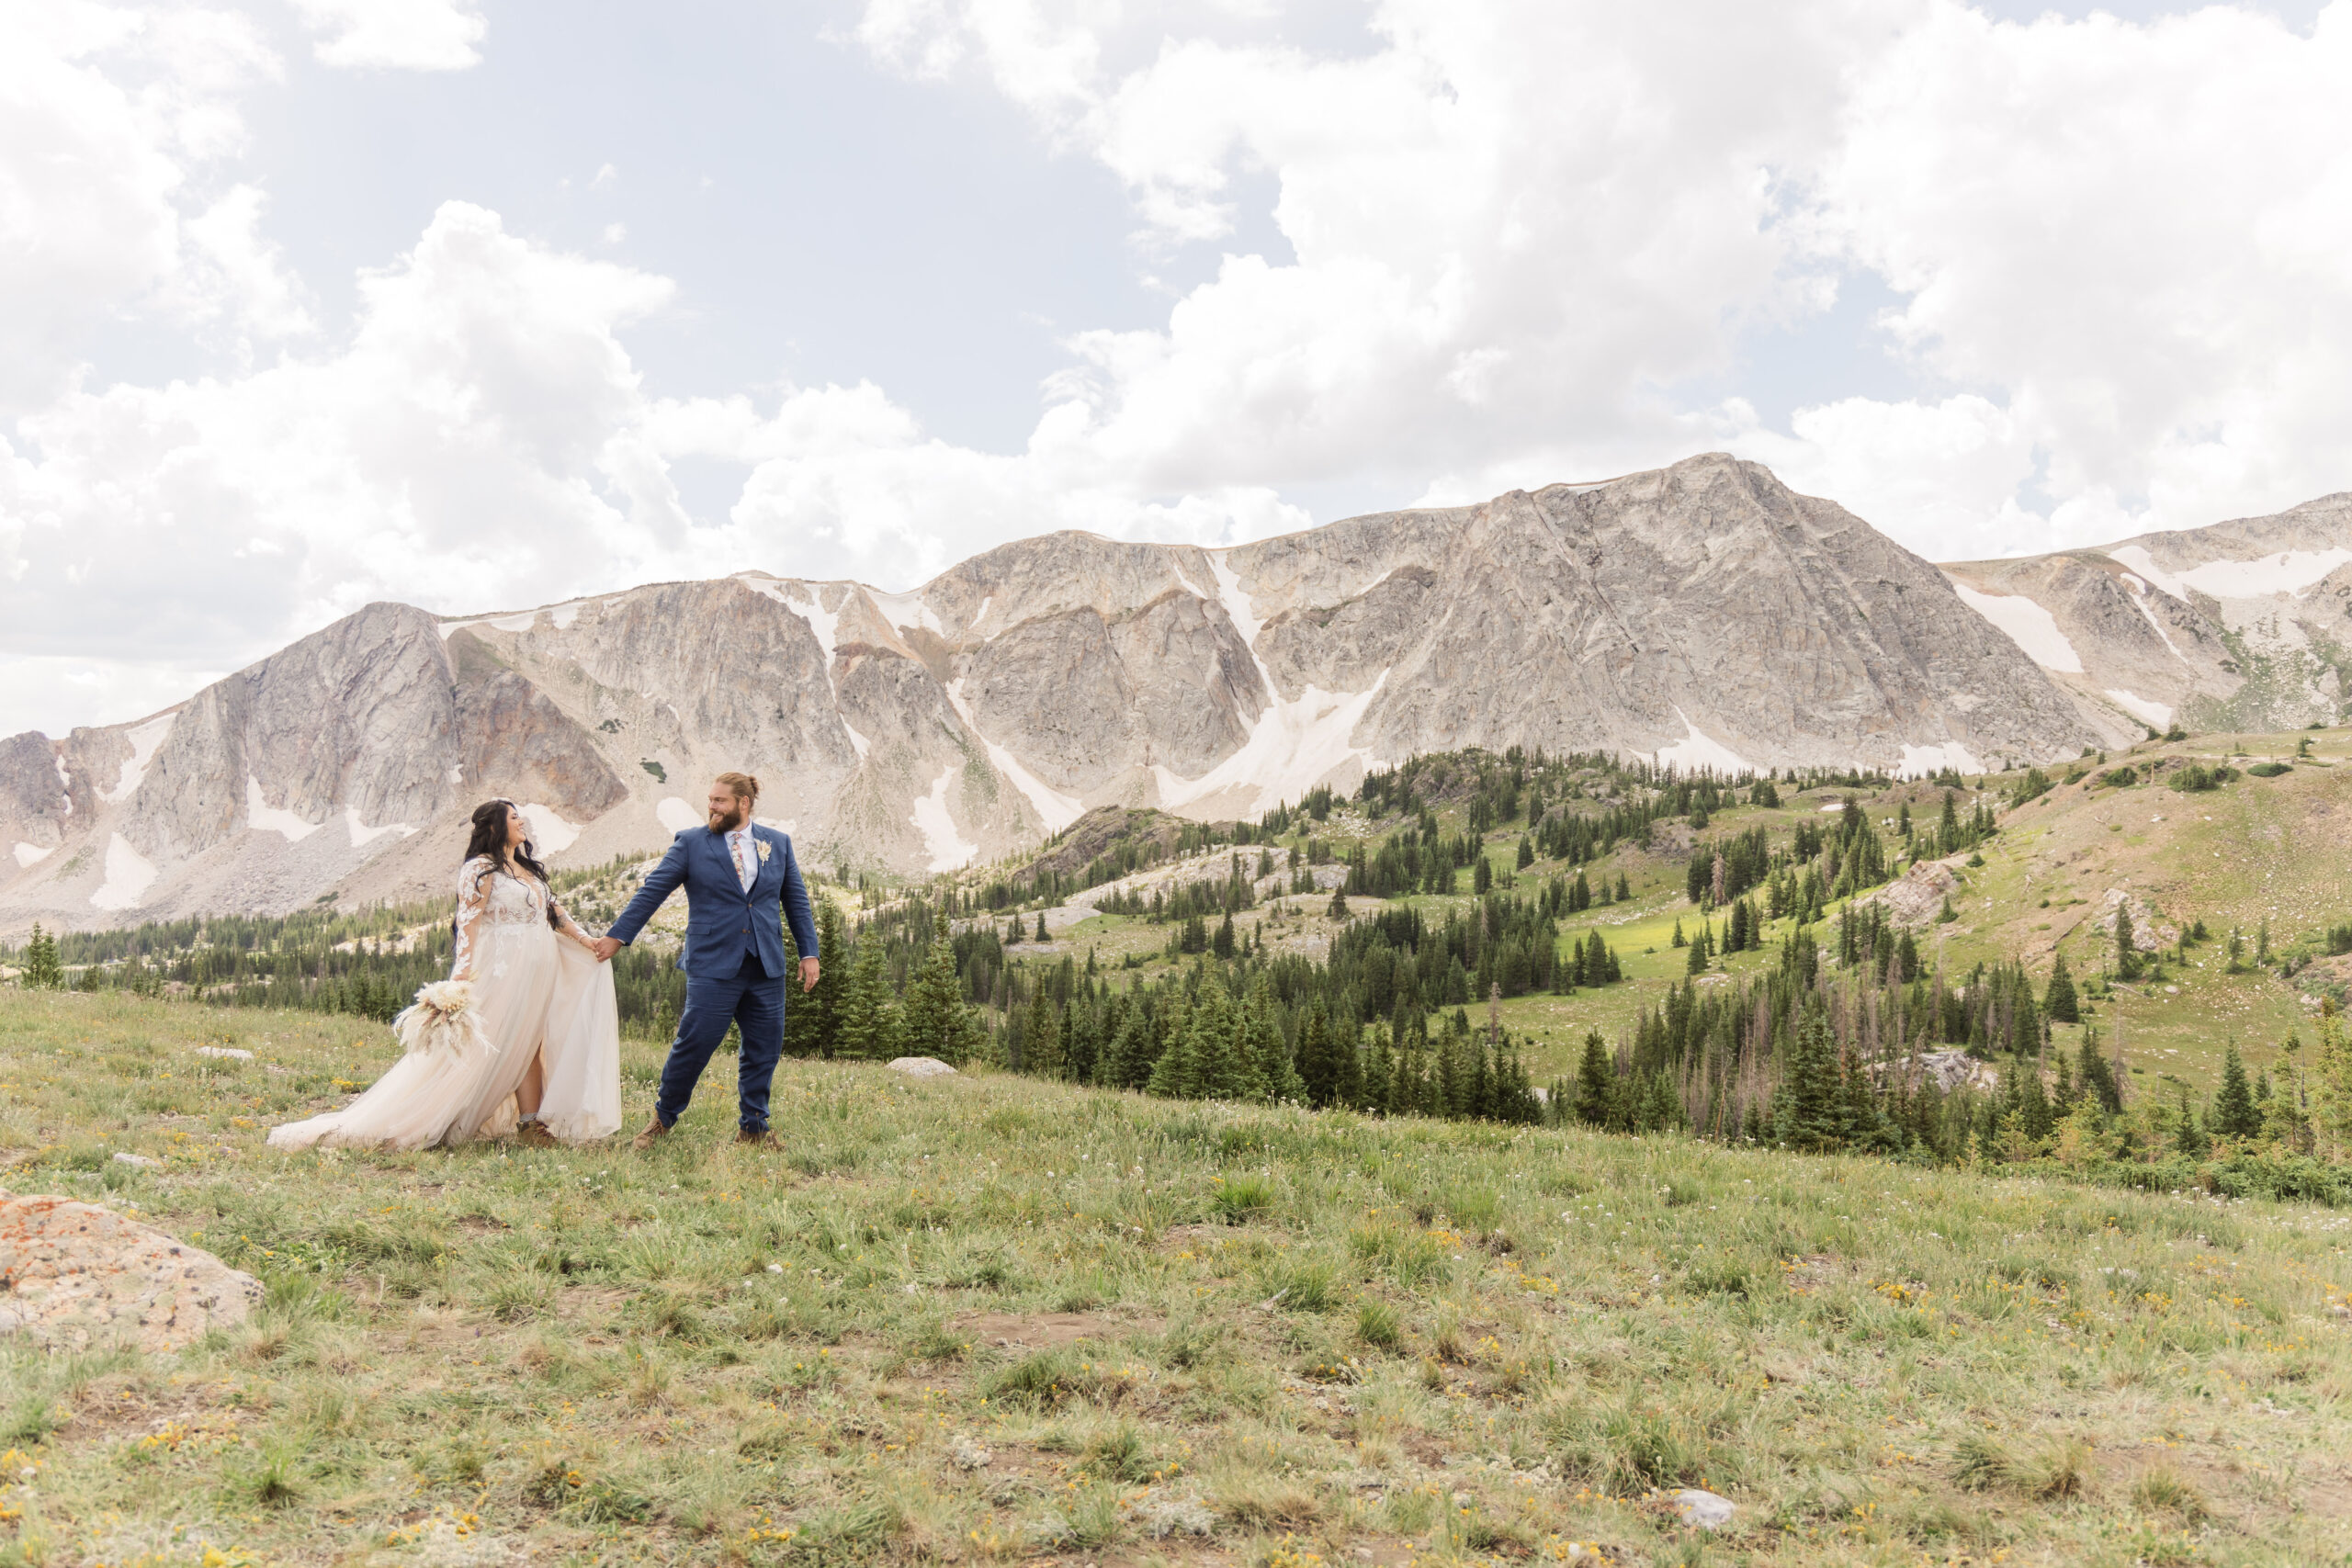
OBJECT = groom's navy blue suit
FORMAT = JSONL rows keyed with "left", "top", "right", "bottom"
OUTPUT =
{"left": 608, "top": 822, "right": 818, "bottom": 1133}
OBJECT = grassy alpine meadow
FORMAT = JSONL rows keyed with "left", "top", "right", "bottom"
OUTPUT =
{"left": 7, "top": 990, "right": 2352, "bottom": 1568}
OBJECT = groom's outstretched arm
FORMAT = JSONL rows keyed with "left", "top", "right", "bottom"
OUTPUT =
{"left": 777, "top": 836, "right": 818, "bottom": 960}
{"left": 607, "top": 835, "right": 691, "bottom": 947}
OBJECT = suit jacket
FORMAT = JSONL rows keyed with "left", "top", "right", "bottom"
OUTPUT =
{"left": 608, "top": 823, "right": 818, "bottom": 982}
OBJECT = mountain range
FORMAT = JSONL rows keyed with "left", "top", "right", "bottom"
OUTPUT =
{"left": 5, "top": 452, "right": 2346, "bottom": 931}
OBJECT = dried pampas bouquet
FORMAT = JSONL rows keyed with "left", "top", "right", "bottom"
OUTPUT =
{"left": 394, "top": 979, "right": 493, "bottom": 1060}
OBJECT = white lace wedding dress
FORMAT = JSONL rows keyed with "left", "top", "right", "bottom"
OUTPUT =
{"left": 267, "top": 857, "right": 623, "bottom": 1150}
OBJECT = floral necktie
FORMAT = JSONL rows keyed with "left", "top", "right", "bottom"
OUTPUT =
{"left": 732, "top": 831, "right": 752, "bottom": 892}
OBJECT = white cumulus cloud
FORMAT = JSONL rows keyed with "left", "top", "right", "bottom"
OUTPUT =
{"left": 854, "top": 0, "right": 2352, "bottom": 549}
{"left": 0, "top": 0, "right": 283, "bottom": 408}
{"left": 7, "top": 0, "right": 2352, "bottom": 741}
{"left": 285, "top": 0, "right": 486, "bottom": 70}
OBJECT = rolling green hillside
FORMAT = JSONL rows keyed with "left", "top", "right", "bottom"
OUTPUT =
{"left": 6, "top": 990, "right": 2352, "bottom": 1566}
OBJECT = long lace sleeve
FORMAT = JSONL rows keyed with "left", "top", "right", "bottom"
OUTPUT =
{"left": 550, "top": 893, "right": 595, "bottom": 950}
{"left": 451, "top": 856, "right": 494, "bottom": 981}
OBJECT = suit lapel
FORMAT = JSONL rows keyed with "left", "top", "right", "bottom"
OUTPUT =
{"left": 748, "top": 827, "right": 775, "bottom": 899}
{"left": 702, "top": 828, "right": 740, "bottom": 901}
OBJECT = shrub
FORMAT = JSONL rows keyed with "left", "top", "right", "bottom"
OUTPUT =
{"left": 2166, "top": 763, "right": 2237, "bottom": 792}
{"left": 1211, "top": 1171, "right": 1276, "bottom": 1223}
{"left": 979, "top": 1348, "right": 1100, "bottom": 1409}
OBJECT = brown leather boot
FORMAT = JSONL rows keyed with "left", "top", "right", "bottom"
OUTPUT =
{"left": 735, "top": 1127, "right": 781, "bottom": 1150}
{"left": 630, "top": 1117, "right": 669, "bottom": 1152}
{"left": 516, "top": 1122, "right": 558, "bottom": 1149}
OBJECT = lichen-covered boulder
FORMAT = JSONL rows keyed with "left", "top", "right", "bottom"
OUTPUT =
{"left": 887, "top": 1057, "right": 960, "bottom": 1079}
{"left": 0, "top": 1192, "right": 261, "bottom": 1354}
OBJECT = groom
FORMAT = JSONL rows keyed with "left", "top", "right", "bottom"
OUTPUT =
{"left": 594, "top": 772, "right": 819, "bottom": 1150}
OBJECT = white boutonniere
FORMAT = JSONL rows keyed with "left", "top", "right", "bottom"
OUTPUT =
{"left": 755, "top": 839, "right": 773, "bottom": 863}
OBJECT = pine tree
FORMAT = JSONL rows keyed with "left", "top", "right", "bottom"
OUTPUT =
{"left": 1023, "top": 985, "right": 1061, "bottom": 1077}
{"left": 785, "top": 900, "right": 847, "bottom": 1057}
{"left": 1212, "top": 911, "right": 1236, "bottom": 959}
{"left": 1779, "top": 1007, "right": 1841, "bottom": 1152}
{"left": 1143, "top": 993, "right": 1199, "bottom": 1098}
{"left": 1613, "top": 872, "right": 1631, "bottom": 902}
{"left": 1573, "top": 1031, "right": 1613, "bottom": 1127}
{"left": 834, "top": 942, "right": 900, "bottom": 1061}
{"left": 1063, "top": 997, "right": 1094, "bottom": 1082}
{"left": 1326, "top": 886, "right": 1349, "bottom": 920}
{"left": 1246, "top": 975, "right": 1304, "bottom": 1102}
{"left": 2042, "top": 950, "right": 2079, "bottom": 1023}
{"left": 2114, "top": 901, "right": 2140, "bottom": 981}
{"left": 2173, "top": 1082, "right": 2209, "bottom": 1157}
{"left": 1107, "top": 1000, "right": 1159, "bottom": 1089}
{"left": 1335, "top": 1013, "right": 1365, "bottom": 1110}
{"left": 2211, "top": 1039, "right": 2261, "bottom": 1139}
{"left": 899, "top": 938, "right": 981, "bottom": 1064}
{"left": 21, "top": 922, "right": 62, "bottom": 990}
{"left": 2076, "top": 1023, "right": 2121, "bottom": 1114}
{"left": 1035, "top": 910, "right": 1049, "bottom": 942}
{"left": 1686, "top": 929, "right": 1709, "bottom": 975}
{"left": 2314, "top": 1007, "right": 2352, "bottom": 1159}
{"left": 1298, "top": 1005, "right": 1336, "bottom": 1107}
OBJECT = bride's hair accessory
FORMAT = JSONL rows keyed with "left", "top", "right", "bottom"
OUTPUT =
{"left": 394, "top": 979, "right": 492, "bottom": 1060}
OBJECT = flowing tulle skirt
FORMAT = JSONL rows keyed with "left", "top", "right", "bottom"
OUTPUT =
{"left": 268, "top": 925, "right": 621, "bottom": 1151}
{"left": 536, "top": 942, "right": 622, "bottom": 1144}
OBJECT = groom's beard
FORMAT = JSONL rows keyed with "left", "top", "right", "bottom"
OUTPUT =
{"left": 708, "top": 804, "right": 747, "bottom": 832}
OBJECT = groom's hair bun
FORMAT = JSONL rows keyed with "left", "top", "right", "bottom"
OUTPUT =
{"left": 718, "top": 771, "right": 760, "bottom": 803}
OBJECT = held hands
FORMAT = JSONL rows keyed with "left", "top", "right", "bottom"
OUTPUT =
{"left": 800, "top": 955, "right": 820, "bottom": 993}
{"left": 591, "top": 935, "right": 623, "bottom": 963}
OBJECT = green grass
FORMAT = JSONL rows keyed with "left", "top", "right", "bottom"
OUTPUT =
{"left": 5, "top": 992, "right": 2352, "bottom": 1564}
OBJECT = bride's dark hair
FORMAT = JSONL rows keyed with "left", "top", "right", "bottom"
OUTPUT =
{"left": 461, "top": 800, "right": 560, "bottom": 931}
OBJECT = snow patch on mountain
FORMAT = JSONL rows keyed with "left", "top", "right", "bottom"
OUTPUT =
{"left": 872, "top": 589, "right": 942, "bottom": 637}
{"left": 12, "top": 842, "right": 52, "bottom": 868}
{"left": 744, "top": 577, "right": 842, "bottom": 680}
{"left": 2111, "top": 545, "right": 2352, "bottom": 601}
{"left": 1896, "top": 741, "right": 1984, "bottom": 779}
{"left": 245, "top": 777, "right": 320, "bottom": 841}
{"left": 1951, "top": 583, "right": 2084, "bottom": 673}
{"left": 1206, "top": 550, "right": 1266, "bottom": 650}
{"left": 2104, "top": 689, "right": 2174, "bottom": 728}
{"left": 944, "top": 680, "right": 1082, "bottom": 832}
{"left": 842, "top": 720, "right": 872, "bottom": 761}
{"left": 90, "top": 834, "right": 156, "bottom": 911}
{"left": 1649, "top": 709, "right": 1750, "bottom": 776}
{"left": 97, "top": 710, "right": 176, "bottom": 804}
{"left": 520, "top": 803, "right": 581, "bottom": 853}
{"left": 345, "top": 808, "right": 415, "bottom": 849}
{"left": 655, "top": 796, "right": 701, "bottom": 832}
{"left": 1152, "top": 671, "right": 1390, "bottom": 818}
{"left": 910, "top": 767, "right": 978, "bottom": 872}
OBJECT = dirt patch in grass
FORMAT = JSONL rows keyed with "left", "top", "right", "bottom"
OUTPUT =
{"left": 955, "top": 1310, "right": 1156, "bottom": 1349}
{"left": 2300, "top": 1472, "right": 2352, "bottom": 1519}
{"left": 1159, "top": 1224, "right": 1273, "bottom": 1251}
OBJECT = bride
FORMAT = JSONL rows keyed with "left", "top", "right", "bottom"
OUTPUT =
{"left": 268, "top": 801, "right": 624, "bottom": 1151}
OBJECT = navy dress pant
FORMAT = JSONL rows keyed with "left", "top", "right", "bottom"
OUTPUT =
{"left": 656, "top": 952, "right": 785, "bottom": 1132}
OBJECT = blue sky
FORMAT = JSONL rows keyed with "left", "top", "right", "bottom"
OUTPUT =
{"left": 3, "top": 0, "right": 2348, "bottom": 736}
